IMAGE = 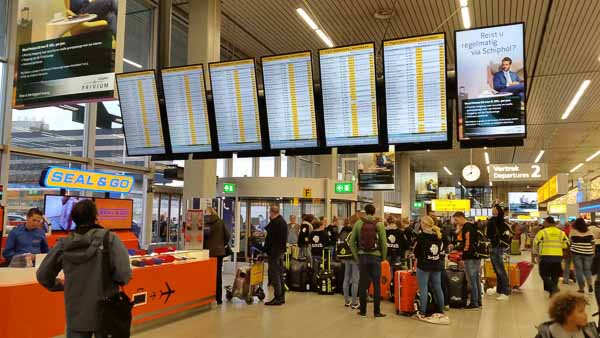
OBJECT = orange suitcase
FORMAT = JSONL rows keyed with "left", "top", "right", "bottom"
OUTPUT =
{"left": 394, "top": 270, "right": 418, "bottom": 315}
{"left": 369, "top": 260, "right": 391, "bottom": 299}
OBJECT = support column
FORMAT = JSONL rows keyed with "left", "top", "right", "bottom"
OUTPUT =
{"left": 317, "top": 150, "right": 337, "bottom": 220}
{"left": 373, "top": 191, "right": 385, "bottom": 221}
{"left": 398, "top": 154, "right": 412, "bottom": 220}
{"left": 183, "top": 0, "right": 220, "bottom": 218}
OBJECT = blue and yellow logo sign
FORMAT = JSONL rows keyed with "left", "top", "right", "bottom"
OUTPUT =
{"left": 41, "top": 167, "right": 135, "bottom": 193}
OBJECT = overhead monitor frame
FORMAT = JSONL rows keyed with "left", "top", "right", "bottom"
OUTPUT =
{"left": 381, "top": 32, "right": 452, "bottom": 151}
{"left": 317, "top": 42, "right": 386, "bottom": 154}
{"left": 115, "top": 69, "right": 171, "bottom": 157}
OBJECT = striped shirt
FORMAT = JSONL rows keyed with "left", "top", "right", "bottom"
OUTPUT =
{"left": 570, "top": 229, "right": 595, "bottom": 256}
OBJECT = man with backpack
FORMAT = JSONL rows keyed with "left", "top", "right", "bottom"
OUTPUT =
{"left": 454, "top": 211, "right": 482, "bottom": 310}
{"left": 337, "top": 216, "right": 359, "bottom": 309}
{"left": 349, "top": 204, "right": 388, "bottom": 317}
{"left": 487, "top": 204, "right": 512, "bottom": 301}
{"left": 37, "top": 199, "right": 132, "bottom": 338}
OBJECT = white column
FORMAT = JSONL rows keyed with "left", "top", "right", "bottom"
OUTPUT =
{"left": 399, "top": 154, "right": 412, "bottom": 220}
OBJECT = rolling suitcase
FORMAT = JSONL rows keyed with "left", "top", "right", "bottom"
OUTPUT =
{"left": 395, "top": 269, "right": 418, "bottom": 315}
{"left": 369, "top": 260, "right": 391, "bottom": 299}
{"left": 447, "top": 265, "right": 468, "bottom": 308}
{"left": 288, "top": 258, "right": 311, "bottom": 292}
{"left": 389, "top": 260, "right": 405, "bottom": 300}
{"left": 331, "top": 259, "right": 345, "bottom": 294}
{"left": 511, "top": 239, "right": 521, "bottom": 255}
{"left": 517, "top": 261, "right": 533, "bottom": 287}
{"left": 317, "top": 249, "right": 336, "bottom": 295}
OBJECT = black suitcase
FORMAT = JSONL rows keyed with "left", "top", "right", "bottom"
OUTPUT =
{"left": 447, "top": 265, "right": 468, "bottom": 308}
{"left": 331, "top": 259, "right": 345, "bottom": 294}
{"left": 288, "top": 258, "right": 311, "bottom": 292}
{"left": 316, "top": 249, "right": 336, "bottom": 295}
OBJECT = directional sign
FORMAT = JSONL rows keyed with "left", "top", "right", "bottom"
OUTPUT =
{"left": 334, "top": 182, "right": 353, "bottom": 194}
{"left": 303, "top": 188, "right": 312, "bottom": 198}
{"left": 413, "top": 201, "right": 424, "bottom": 209}
{"left": 223, "top": 183, "right": 236, "bottom": 193}
{"left": 489, "top": 163, "right": 548, "bottom": 182}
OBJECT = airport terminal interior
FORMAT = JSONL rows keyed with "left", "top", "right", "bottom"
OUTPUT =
{"left": 1, "top": 0, "right": 600, "bottom": 337}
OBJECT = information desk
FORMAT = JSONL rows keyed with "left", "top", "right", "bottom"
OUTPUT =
{"left": 1, "top": 230, "right": 140, "bottom": 252}
{"left": 0, "top": 256, "right": 216, "bottom": 338}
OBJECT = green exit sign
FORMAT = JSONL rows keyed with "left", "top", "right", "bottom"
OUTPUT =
{"left": 413, "top": 201, "right": 423, "bottom": 209}
{"left": 334, "top": 182, "right": 353, "bottom": 194}
{"left": 223, "top": 183, "right": 236, "bottom": 193}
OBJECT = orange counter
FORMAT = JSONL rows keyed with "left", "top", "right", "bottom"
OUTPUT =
{"left": 0, "top": 258, "right": 217, "bottom": 338}
{"left": 1, "top": 230, "right": 141, "bottom": 252}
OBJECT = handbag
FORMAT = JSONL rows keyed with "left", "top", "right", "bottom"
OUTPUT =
{"left": 98, "top": 230, "right": 133, "bottom": 338}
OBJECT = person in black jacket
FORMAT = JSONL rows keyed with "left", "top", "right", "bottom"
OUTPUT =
{"left": 298, "top": 214, "right": 314, "bottom": 259}
{"left": 203, "top": 207, "right": 231, "bottom": 305}
{"left": 487, "top": 204, "right": 511, "bottom": 301}
{"left": 264, "top": 205, "right": 288, "bottom": 306}
{"left": 455, "top": 211, "right": 481, "bottom": 310}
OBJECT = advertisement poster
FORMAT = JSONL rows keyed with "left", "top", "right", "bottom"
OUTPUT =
{"left": 415, "top": 172, "right": 438, "bottom": 200}
{"left": 438, "top": 187, "right": 457, "bottom": 200}
{"left": 508, "top": 192, "right": 538, "bottom": 213}
{"left": 358, "top": 149, "right": 395, "bottom": 190}
{"left": 456, "top": 23, "right": 526, "bottom": 140}
{"left": 14, "top": 0, "right": 121, "bottom": 107}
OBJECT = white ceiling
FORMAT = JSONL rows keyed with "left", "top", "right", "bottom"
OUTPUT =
{"left": 174, "top": 0, "right": 600, "bottom": 187}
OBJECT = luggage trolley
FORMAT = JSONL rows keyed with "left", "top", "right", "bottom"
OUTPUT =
{"left": 225, "top": 247, "right": 266, "bottom": 304}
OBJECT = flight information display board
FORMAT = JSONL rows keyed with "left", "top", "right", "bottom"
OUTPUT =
{"left": 209, "top": 59, "right": 262, "bottom": 152}
{"left": 384, "top": 34, "right": 448, "bottom": 144}
{"left": 319, "top": 43, "right": 378, "bottom": 147}
{"left": 161, "top": 65, "right": 212, "bottom": 154}
{"left": 262, "top": 52, "right": 318, "bottom": 150}
{"left": 116, "top": 71, "right": 165, "bottom": 156}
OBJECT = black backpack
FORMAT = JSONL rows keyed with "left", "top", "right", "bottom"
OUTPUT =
{"left": 498, "top": 222, "right": 514, "bottom": 249}
{"left": 336, "top": 228, "right": 353, "bottom": 259}
{"left": 474, "top": 229, "right": 491, "bottom": 259}
{"left": 359, "top": 219, "right": 379, "bottom": 251}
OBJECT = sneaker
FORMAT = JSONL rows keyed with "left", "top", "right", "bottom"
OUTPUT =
{"left": 465, "top": 304, "right": 480, "bottom": 310}
{"left": 495, "top": 294, "right": 509, "bottom": 301}
{"left": 357, "top": 311, "right": 366, "bottom": 317}
{"left": 415, "top": 312, "right": 427, "bottom": 321}
{"left": 345, "top": 301, "right": 351, "bottom": 307}
{"left": 351, "top": 303, "right": 360, "bottom": 309}
{"left": 374, "top": 313, "right": 387, "bottom": 318}
{"left": 428, "top": 313, "right": 451, "bottom": 325}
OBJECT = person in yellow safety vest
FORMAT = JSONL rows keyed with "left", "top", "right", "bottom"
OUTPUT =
{"left": 535, "top": 216, "right": 570, "bottom": 297}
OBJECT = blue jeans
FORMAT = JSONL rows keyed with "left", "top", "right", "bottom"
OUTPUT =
{"left": 358, "top": 255, "right": 382, "bottom": 315}
{"left": 267, "top": 254, "right": 285, "bottom": 301}
{"left": 563, "top": 254, "right": 572, "bottom": 282}
{"left": 343, "top": 260, "right": 359, "bottom": 304}
{"left": 491, "top": 247, "right": 510, "bottom": 295}
{"left": 572, "top": 254, "right": 593, "bottom": 289}
{"left": 464, "top": 259, "right": 482, "bottom": 307}
{"left": 416, "top": 268, "right": 444, "bottom": 314}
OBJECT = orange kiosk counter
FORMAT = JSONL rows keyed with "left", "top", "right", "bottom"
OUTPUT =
{"left": 0, "top": 251, "right": 216, "bottom": 338}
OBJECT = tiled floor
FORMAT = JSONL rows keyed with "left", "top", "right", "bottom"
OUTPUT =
{"left": 133, "top": 253, "right": 599, "bottom": 338}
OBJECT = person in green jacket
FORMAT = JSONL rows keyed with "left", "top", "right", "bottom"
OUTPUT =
{"left": 349, "top": 204, "right": 388, "bottom": 318}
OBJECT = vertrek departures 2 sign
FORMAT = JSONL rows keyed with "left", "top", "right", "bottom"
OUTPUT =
{"left": 489, "top": 163, "right": 547, "bottom": 182}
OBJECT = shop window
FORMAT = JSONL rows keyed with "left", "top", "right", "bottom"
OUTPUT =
{"left": 6, "top": 153, "right": 83, "bottom": 218}
{"left": 95, "top": 100, "right": 146, "bottom": 166}
{"left": 123, "top": 0, "right": 153, "bottom": 72}
{"left": 170, "top": 19, "right": 188, "bottom": 67}
{"left": 232, "top": 157, "right": 253, "bottom": 177}
{"left": 259, "top": 157, "right": 275, "bottom": 177}
{"left": 11, "top": 105, "right": 85, "bottom": 156}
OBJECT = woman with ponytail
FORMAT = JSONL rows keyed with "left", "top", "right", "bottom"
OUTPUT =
{"left": 412, "top": 216, "right": 449, "bottom": 324}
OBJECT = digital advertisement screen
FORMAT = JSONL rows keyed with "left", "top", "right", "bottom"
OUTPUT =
{"left": 438, "top": 187, "right": 457, "bottom": 200}
{"left": 383, "top": 34, "right": 448, "bottom": 144}
{"left": 116, "top": 71, "right": 166, "bottom": 156}
{"left": 13, "top": 0, "right": 123, "bottom": 108}
{"left": 44, "top": 195, "right": 133, "bottom": 231}
{"left": 415, "top": 172, "right": 438, "bottom": 200}
{"left": 456, "top": 23, "right": 526, "bottom": 140}
{"left": 262, "top": 52, "right": 318, "bottom": 150}
{"left": 161, "top": 65, "right": 212, "bottom": 154}
{"left": 508, "top": 192, "right": 538, "bottom": 213}
{"left": 357, "top": 150, "right": 395, "bottom": 190}
{"left": 209, "top": 59, "right": 262, "bottom": 152}
{"left": 319, "top": 43, "right": 379, "bottom": 147}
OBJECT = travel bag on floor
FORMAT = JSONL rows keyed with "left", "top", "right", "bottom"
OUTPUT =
{"left": 331, "top": 259, "right": 345, "bottom": 294}
{"left": 389, "top": 260, "right": 405, "bottom": 300}
{"left": 317, "top": 249, "right": 336, "bottom": 295}
{"left": 369, "top": 260, "right": 391, "bottom": 299}
{"left": 395, "top": 270, "right": 418, "bottom": 315}
{"left": 517, "top": 261, "right": 533, "bottom": 287}
{"left": 511, "top": 239, "right": 521, "bottom": 255}
{"left": 288, "top": 258, "right": 311, "bottom": 292}
{"left": 414, "top": 290, "right": 437, "bottom": 316}
{"left": 446, "top": 265, "right": 468, "bottom": 308}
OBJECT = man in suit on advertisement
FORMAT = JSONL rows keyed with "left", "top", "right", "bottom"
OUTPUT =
{"left": 493, "top": 57, "right": 525, "bottom": 101}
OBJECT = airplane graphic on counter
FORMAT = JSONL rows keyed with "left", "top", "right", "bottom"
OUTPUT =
{"left": 159, "top": 282, "right": 176, "bottom": 304}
